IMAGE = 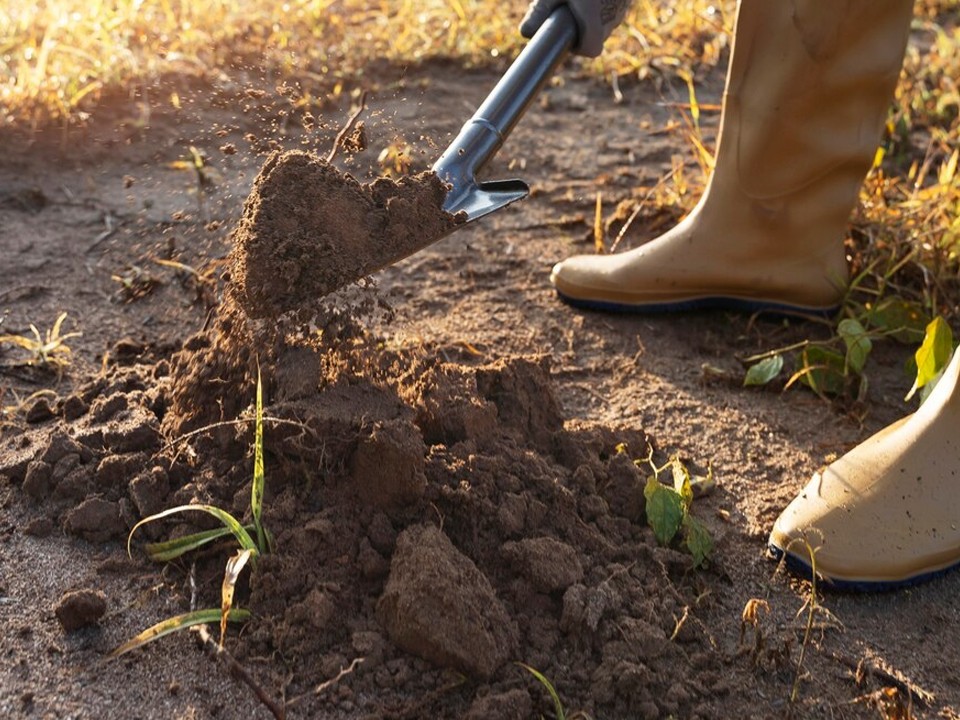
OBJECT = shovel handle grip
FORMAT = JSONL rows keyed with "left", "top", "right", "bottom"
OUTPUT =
{"left": 433, "top": 6, "right": 576, "bottom": 184}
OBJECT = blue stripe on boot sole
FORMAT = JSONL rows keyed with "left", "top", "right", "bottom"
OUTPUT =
{"left": 767, "top": 543, "right": 960, "bottom": 592}
{"left": 554, "top": 288, "right": 839, "bottom": 319}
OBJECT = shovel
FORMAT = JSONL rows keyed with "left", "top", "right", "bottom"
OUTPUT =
{"left": 432, "top": 5, "right": 577, "bottom": 220}
{"left": 232, "top": 6, "right": 578, "bottom": 319}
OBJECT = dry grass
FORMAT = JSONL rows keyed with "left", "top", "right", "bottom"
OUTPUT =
{"left": 0, "top": 0, "right": 730, "bottom": 130}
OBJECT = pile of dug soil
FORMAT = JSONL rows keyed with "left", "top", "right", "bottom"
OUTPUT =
{"left": 230, "top": 150, "right": 463, "bottom": 321}
{"left": 0, "top": 144, "right": 733, "bottom": 717}
{"left": 2, "top": 289, "right": 733, "bottom": 717}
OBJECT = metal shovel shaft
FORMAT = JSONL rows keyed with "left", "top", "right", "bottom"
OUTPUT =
{"left": 432, "top": 6, "right": 577, "bottom": 219}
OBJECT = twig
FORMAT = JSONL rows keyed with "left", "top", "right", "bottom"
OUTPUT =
{"left": 285, "top": 657, "right": 365, "bottom": 710}
{"left": 314, "top": 657, "right": 364, "bottom": 696}
{"left": 326, "top": 91, "right": 368, "bottom": 165}
{"left": 825, "top": 649, "right": 935, "bottom": 708}
{"left": 86, "top": 212, "right": 119, "bottom": 253}
{"left": 156, "top": 415, "right": 317, "bottom": 455}
{"left": 608, "top": 166, "right": 680, "bottom": 254}
{"left": 196, "top": 624, "right": 286, "bottom": 720}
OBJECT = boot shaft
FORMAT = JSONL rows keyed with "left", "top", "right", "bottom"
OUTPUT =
{"left": 721, "top": 0, "right": 914, "bottom": 200}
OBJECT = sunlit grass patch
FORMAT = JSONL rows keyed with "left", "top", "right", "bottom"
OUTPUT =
{"left": 0, "top": 0, "right": 733, "bottom": 130}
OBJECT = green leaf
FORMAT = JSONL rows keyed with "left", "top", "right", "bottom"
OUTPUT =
{"left": 743, "top": 354, "right": 784, "bottom": 387}
{"left": 517, "top": 663, "right": 566, "bottom": 720}
{"left": 252, "top": 368, "right": 267, "bottom": 554}
{"left": 906, "top": 317, "right": 954, "bottom": 401}
{"left": 128, "top": 504, "right": 259, "bottom": 560}
{"left": 868, "top": 298, "right": 927, "bottom": 344}
{"left": 109, "top": 608, "right": 251, "bottom": 658}
{"left": 789, "top": 346, "right": 846, "bottom": 397}
{"left": 644, "top": 476, "right": 685, "bottom": 545}
{"left": 144, "top": 525, "right": 254, "bottom": 562}
{"left": 683, "top": 515, "right": 714, "bottom": 569}
{"left": 838, "top": 318, "right": 872, "bottom": 375}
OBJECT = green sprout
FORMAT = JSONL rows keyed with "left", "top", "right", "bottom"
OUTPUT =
{"left": 112, "top": 370, "right": 271, "bottom": 656}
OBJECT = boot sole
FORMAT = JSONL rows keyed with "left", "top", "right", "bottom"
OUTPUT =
{"left": 554, "top": 288, "right": 839, "bottom": 319}
{"left": 767, "top": 543, "right": 960, "bottom": 592}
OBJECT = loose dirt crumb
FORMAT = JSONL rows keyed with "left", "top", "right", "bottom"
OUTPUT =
{"left": 230, "top": 150, "right": 463, "bottom": 321}
{"left": 54, "top": 589, "right": 107, "bottom": 632}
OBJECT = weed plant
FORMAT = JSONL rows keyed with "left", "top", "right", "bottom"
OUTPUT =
{"left": 112, "top": 372, "right": 270, "bottom": 656}
{"left": 0, "top": 312, "right": 81, "bottom": 373}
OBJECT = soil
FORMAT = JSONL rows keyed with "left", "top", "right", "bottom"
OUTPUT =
{"left": 1, "top": 59, "right": 958, "bottom": 720}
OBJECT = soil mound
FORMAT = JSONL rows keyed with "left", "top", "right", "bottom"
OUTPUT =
{"left": 1, "top": 302, "right": 732, "bottom": 717}
{"left": 229, "top": 150, "right": 463, "bottom": 321}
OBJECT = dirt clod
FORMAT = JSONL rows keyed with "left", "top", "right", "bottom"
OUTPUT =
{"left": 377, "top": 524, "right": 517, "bottom": 679}
{"left": 350, "top": 419, "right": 427, "bottom": 510}
{"left": 63, "top": 498, "right": 126, "bottom": 543}
{"left": 54, "top": 589, "right": 107, "bottom": 632}
{"left": 502, "top": 536, "right": 584, "bottom": 593}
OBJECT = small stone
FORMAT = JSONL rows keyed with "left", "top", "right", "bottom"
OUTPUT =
{"left": 54, "top": 588, "right": 107, "bottom": 631}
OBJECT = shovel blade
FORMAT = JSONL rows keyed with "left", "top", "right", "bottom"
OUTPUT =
{"left": 442, "top": 178, "right": 529, "bottom": 222}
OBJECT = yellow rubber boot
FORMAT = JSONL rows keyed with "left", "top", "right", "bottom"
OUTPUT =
{"left": 551, "top": 0, "right": 913, "bottom": 314}
{"left": 769, "top": 346, "right": 960, "bottom": 589}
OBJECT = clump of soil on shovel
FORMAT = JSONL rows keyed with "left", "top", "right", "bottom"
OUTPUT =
{"left": 230, "top": 150, "right": 463, "bottom": 320}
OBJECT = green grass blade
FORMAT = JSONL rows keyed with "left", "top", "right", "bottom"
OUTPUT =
{"left": 517, "top": 662, "right": 566, "bottom": 720}
{"left": 143, "top": 525, "right": 258, "bottom": 562}
{"left": 252, "top": 368, "right": 266, "bottom": 553}
{"left": 127, "top": 504, "right": 258, "bottom": 559}
{"left": 109, "top": 607, "right": 251, "bottom": 658}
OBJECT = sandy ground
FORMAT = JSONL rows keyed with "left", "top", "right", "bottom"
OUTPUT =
{"left": 1, "top": 59, "right": 958, "bottom": 720}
